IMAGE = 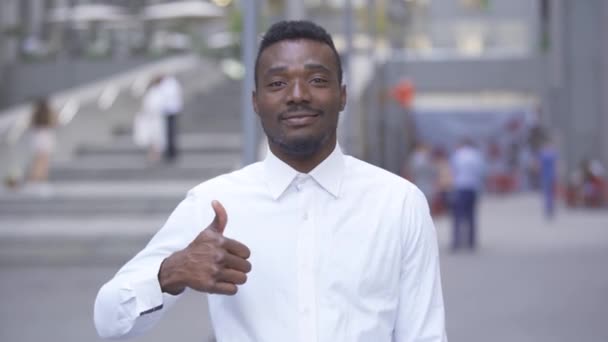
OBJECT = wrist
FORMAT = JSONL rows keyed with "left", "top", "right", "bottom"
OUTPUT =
{"left": 158, "top": 251, "right": 187, "bottom": 295}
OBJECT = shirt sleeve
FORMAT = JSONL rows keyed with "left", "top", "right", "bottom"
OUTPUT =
{"left": 393, "top": 187, "right": 448, "bottom": 342}
{"left": 94, "top": 192, "right": 207, "bottom": 339}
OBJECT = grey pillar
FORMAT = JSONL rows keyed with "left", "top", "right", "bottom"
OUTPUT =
{"left": 343, "top": 0, "right": 354, "bottom": 77}
{"left": 1, "top": 0, "right": 20, "bottom": 64}
{"left": 601, "top": 0, "right": 608, "bottom": 171}
{"left": 367, "top": 0, "right": 377, "bottom": 57}
{"left": 362, "top": 0, "right": 382, "bottom": 165}
{"left": 339, "top": 0, "right": 356, "bottom": 155}
{"left": 556, "top": 0, "right": 607, "bottom": 174}
{"left": 51, "top": 0, "right": 70, "bottom": 60}
{"left": 28, "top": 0, "right": 45, "bottom": 38}
{"left": 0, "top": 0, "right": 19, "bottom": 107}
{"left": 241, "top": 0, "right": 259, "bottom": 166}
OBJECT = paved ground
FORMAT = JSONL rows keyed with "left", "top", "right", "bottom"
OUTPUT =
{"left": 434, "top": 195, "right": 608, "bottom": 342}
{"left": 1, "top": 193, "right": 607, "bottom": 342}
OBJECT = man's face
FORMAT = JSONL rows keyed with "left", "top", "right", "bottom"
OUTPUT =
{"left": 253, "top": 39, "right": 346, "bottom": 157}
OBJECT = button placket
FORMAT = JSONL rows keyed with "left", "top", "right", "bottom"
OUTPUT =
{"left": 296, "top": 176, "right": 317, "bottom": 342}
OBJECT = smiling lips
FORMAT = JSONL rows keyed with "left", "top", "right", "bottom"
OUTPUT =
{"left": 281, "top": 112, "right": 320, "bottom": 127}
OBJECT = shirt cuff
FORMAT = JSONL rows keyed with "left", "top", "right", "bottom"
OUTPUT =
{"left": 118, "top": 272, "right": 164, "bottom": 317}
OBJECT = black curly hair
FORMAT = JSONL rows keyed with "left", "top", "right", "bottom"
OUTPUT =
{"left": 254, "top": 20, "right": 343, "bottom": 87}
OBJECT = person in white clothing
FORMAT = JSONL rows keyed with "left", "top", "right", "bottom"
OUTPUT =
{"left": 158, "top": 74, "right": 183, "bottom": 162}
{"left": 95, "top": 20, "right": 447, "bottom": 342}
{"left": 28, "top": 97, "right": 58, "bottom": 184}
{"left": 134, "top": 76, "right": 166, "bottom": 162}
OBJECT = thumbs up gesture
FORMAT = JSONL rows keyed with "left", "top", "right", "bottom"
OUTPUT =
{"left": 159, "top": 200, "right": 252, "bottom": 295}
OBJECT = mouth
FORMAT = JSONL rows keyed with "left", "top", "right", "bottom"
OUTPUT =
{"left": 280, "top": 112, "right": 321, "bottom": 127}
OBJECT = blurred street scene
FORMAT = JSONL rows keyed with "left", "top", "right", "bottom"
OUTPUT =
{"left": 1, "top": 0, "right": 607, "bottom": 341}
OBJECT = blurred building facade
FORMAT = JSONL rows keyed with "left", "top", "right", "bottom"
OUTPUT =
{"left": 1, "top": 0, "right": 607, "bottom": 178}
{"left": 362, "top": 0, "right": 608, "bottom": 179}
{"left": 0, "top": 0, "right": 231, "bottom": 108}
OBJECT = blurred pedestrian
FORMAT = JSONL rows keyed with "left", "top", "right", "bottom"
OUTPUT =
{"left": 526, "top": 114, "right": 547, "bottom": 190}
{"left": 403, "top": 142, "right": 436, "bottom": 204}
{"left": 519, "top": 144, "right": 538, "bottom": 191}
{"left": 580, "top": 158, "right": 606, "bottom": 207}
{"left": 450, "top": 138, "right": 485, "bottom": 251}
{"left": 95, "top": 20, "right": 447, "bottom": 342}
{"left": 28, "top": 97, "right": 58, "bottom": 184}
{"left": 485, "top": 141, "right": 500, "bottom": 192}
{"left": 538, "top": 138, "right": 558, "bottom": 219}
{"left": 133, "top": 76, "right": 165, "bottom": 163}
{"left": 158, "top": 74, "right": 183, "bottom": 163}
{"left": 433, "top": 147, "right": 453, "bottom": 215}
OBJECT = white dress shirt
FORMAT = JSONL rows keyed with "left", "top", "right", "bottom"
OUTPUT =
{"left": 158, "top": 76, "right": 183, "bottom": 115}
{"left": 451, "top": 146, "right": 486, "bottom": 191}
{"left": 94, "top": 145, "right": 447, "bottom": 342}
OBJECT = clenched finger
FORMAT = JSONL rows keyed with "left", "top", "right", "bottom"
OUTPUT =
{"left": 222, "top": 237, "right": 251, "bottom": 259}
{"left": 222, "top": 253, "right": 252, "bottom": 273}
{"left": 218, "top": 269, "right": 248, "bottom": 285}
{"left": 210, "top": 282, "right": 238, "bottom": 296}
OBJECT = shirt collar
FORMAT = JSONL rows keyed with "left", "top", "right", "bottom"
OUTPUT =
{"left": 263, "top": 144, "right": 346, "bottom": 200}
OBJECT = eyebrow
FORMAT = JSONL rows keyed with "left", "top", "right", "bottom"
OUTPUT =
{"left": 304, "top": 63, "right": 332, "bottom": 74}
{"left": 263, "top": 63, "right": 333, "bottom": 77}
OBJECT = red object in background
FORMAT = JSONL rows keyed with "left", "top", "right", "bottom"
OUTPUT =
{"left": 391, "top": 79, "right": 415, "bottom": 108}
{"left": 486, "top": 173, "right": 518, "bottom": 194}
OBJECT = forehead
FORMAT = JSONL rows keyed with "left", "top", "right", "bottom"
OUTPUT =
{"left": 257, "top": 39, "right": 338, "bottom": 74}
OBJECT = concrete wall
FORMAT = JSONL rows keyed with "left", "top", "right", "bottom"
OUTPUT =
{"left": 387, "top": 56, "right": 544, "bottom": 93}
{"left": 552, "top": 0, "right": 608, "bottom": 174}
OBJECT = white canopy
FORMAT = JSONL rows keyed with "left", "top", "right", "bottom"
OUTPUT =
{"left": 47, "top": 4, "right": 131, "bottom": 23}
{"left": 141, "top": 1, "right": 225, "bottom": 20}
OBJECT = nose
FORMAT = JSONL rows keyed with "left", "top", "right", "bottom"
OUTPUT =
{"left": 286, "top": 79, "right": 311, "bottom": 105}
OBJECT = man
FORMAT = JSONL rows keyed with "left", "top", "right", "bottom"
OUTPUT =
{"left": 450, "top": 139, "right": 485, "bottom": 251}
{"left": 159, "top": 73, "right": 183, "bottom": 162}
{"left": 538, "top": 138, "right": 558, "bottom": 219}
{"left": 95, "top": 21, "right": 447, "bottom": 341}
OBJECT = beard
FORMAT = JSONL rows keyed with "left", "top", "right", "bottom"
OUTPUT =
{"left": 263, "top": 105, "right": 332, "bottom": 157}
{"left": 266, "top": 128, "right": 330, "bottom": 157}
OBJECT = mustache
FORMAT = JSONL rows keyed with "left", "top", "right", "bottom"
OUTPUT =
{"left": 279, "top": 105, "right": 324, "bottom": 119}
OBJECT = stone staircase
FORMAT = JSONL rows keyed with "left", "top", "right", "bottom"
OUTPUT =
{"left": 0, "top": 76, "right": 245, "bottom": 260}
{"left": 51, "top": 134, "right": 241, "bottom": 182}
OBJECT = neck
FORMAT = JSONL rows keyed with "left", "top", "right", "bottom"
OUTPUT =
{"left": 269, "top": 138, "right": 337, "bottom": 173}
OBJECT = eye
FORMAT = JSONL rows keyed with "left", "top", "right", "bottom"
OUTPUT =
{"left": 267, "top": 81, "right": 285, "bottom": 88}
{"left": 310, "top": 77, "right": 328, "bottom": 85}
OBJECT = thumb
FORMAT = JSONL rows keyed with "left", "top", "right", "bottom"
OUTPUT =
{"left": 209, "top": 200, "right": 228, "bottom": 234}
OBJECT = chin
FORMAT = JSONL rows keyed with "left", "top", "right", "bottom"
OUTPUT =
{"left": 271, "top": 134, "right": 322, "bottom": 157}
{"left": 280, "top": 140, "right": 321, "bottom": 157}
{"left": 265, "top": 126, "right": 333, "bottom": 157}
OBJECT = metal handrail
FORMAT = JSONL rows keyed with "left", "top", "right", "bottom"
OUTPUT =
{"left": 0, "top": 54, "right": 200, "bottom": 147}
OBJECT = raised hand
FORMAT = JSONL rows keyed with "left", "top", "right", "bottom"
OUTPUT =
{"left": 159, "top": 200, "right": 252, "bottom": 295}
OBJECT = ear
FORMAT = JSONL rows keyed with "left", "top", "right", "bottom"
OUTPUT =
{"left": 252, "top": 90, "right": 259, "bottom": 116}
{"left": 339, "top": 85, "right": 347, "bottom": 111}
